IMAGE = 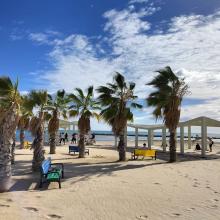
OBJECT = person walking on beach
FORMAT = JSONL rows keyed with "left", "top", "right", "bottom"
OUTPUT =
{"left": 65, "top": 132, "right": 68, "bottom": 143}
{"left": 60, "top": 133, "right": 65, "bottom": 145}
{"left": 71, "top": 133, "right": 77, "bottom": 144}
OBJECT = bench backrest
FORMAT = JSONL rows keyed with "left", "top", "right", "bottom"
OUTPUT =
{"left": 41, "top": 158, "right": 51, "bottom": 174}
{"left": 134, "top": 149, "right": 156, "bottom": 157}
{"left": 24, "top": 141, "right": 31, "bottom": 148}
{"left": 69, "top": 145, "right": 79, "bottom": 151}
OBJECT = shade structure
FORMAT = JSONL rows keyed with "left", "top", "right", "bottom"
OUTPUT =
{"left": 127, "top": 116, "right": 220, "bottom": 157}
{"left": 45, "top": 119, "right": 78, "bottom": 131}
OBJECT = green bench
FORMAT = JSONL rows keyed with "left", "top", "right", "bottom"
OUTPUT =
{"left": 39, "top": 158, "right": 64, "bottom": 189}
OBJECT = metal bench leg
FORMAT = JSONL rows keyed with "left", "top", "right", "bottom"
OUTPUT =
{"left": 39, "top": 176, "right": 43, "bottom": 188}
{"left": 59, "top": 179, "right": 61, "bottom": 189}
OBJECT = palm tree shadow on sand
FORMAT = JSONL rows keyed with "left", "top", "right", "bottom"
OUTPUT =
{"left": 9, "top": 149, "right": 220, "bottom": 192}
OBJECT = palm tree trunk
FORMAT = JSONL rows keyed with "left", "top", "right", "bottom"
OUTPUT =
{"left": 11, "top": 132, "right": 16, "bottom": 165}
{"left": 169, "top": 130, "right": 177, "bottom": 162}
{"left": 79, "top": 134, "right": 85, "bottom": 158}
{"left": 32, "top": 122, "right": 45, "bottom": 171}
{"left": 118, "top": 134, "right": 126, "bottom": 161}
{"left": 19, "top": 129, "right": 25, "bottom": 149}
{"left": 49, "top": 132, "right": 56, "bottom": 154}
{"left": 0, "top": 105, "right": 18, "bottom": 192}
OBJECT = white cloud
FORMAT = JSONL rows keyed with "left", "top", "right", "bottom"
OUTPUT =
{"left": 31, "top": 4, "right": 220, "bottom": 124}
{"left": 129, "top": 0, "right": 149, "bottom": 4}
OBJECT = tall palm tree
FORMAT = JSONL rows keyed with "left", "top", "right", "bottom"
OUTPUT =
{"left": 17, "top": 96, "right": 32, "bottom": 149}
{"left": 47, "top": 90, "right": 69, "bottom": 154}
{"left": 24, "top": 90, "right": 48, "bottom": 171}
{"left": 68, "top": 86, "right": 100, "bottom": 158}
{"left": 146, "top": 66, "right": 189, "bottom": 162}
{"left": 0, "top": 76, "right": 20, "bottom": 192}
{"left": 97, "top": 72, "right": 142, "bottom": 161}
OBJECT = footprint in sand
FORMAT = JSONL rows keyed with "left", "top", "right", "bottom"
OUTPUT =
{"left": 47, "top": 214, "right": 62, "bottom": 219}
{"left": 6, "top": 199, "right": 13, "bottom": 202}
{"left": 186, "top": 207, "right": 195, "bottom": 211}
{"left": 210, "top": 205, "right": 218, "bottom": 209}
{"left": 136, "top": 215, "right": 148, "bottom": 219}
{"left": 172, "top": 213, "right": 181, "bottom": 217}
{"left": 23, "top": 207, "right": 39, "bottom": 212}
{"left": 153, "top": 182, "right": 161, "bottom": 185}
{"left": 121, "top": 181, "right": 128, "bottom": 184}
{"left": 0, "top": 204, "right": 10, "bottom": 207}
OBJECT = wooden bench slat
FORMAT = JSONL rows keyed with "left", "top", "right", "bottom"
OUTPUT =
{"left": 132, "top": 149, "right": 157, "bottom": 160}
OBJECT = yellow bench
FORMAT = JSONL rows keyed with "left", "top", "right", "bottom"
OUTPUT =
{"left": 131, "top": 149, "right": 157, "bottom": 160}
{"left": 24, "top": 141, "right": 32, "bottom": 149}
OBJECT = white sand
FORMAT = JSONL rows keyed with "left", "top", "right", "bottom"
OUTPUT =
{"left": 1, "top": 141, "right": 220, "bottom": 220}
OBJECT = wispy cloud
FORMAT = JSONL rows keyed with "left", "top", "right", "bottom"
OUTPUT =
{"left": 129, "top": 0, "right": 149, "bottom": 4}
{"left": 28, "top": 30, "right": 61, "bottom": 45}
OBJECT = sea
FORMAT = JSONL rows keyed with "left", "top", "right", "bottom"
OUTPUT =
{"left": 15, "top": 130, "right": 220, "bottom": 143}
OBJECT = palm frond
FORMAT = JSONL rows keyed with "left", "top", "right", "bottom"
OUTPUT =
{"left": 114, "top": 72, "right": 125, "bottom": 89}
{"left": 69, "top": 109, "right": 79, "bottom": 118}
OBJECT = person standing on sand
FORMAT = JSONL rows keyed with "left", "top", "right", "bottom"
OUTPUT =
{"left": 71, "top": 133, "right": 77, "bottom": 144}
{"left": 209, "top": 138, "right": 214, "bottom": 152}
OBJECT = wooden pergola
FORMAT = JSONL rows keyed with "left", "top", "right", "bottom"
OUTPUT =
{"left": 59, "top": 119, "right": 78, "bottom": 131}
{"left": 44, "top": 119, "right": 78, "bottom": 131}
{"left": 127, "top": 116, "right": 220, "bottom": 157}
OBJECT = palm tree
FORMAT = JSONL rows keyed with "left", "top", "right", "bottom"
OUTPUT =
{"left": 17, "top": 96, "right": 32, "bottom": 149}
{"left": 146, "top": 66, "right": 189, "bottom": 162}
{"left": 47, "top": 90, "right": 69, "bottom": 154}
{"left": 97, "top": 72, "right": 142, "bottom": 161}
{"left": 0, "top": 76, "right": 20, "bottom": 192}
{"left": 25, "top": 90, "right": 48, "bottom": 171}
{"left": 68, "top": 86, "right": 100, "bottom": 158}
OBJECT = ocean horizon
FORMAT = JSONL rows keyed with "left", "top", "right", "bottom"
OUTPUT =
{"left": 16, "top": 130, "right": 220, "bottom": 143}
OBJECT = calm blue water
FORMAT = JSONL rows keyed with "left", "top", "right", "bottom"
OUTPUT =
{"left": 16, "top": 130, "right": 220, "bottom": 142}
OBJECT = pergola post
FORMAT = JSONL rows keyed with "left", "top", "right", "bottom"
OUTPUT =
{"left": 151, "top": 130, "right": 154, "bottom": 146}
{"left": 201, "top": 117, "right": 207, "bottom": 157}
{"left": 180, "top": 126, "right": 184, "bottom": 154}
{"left": 188, "top": 126, "right": 191, "bottom": 149}
{"left": 114, "top": 136, "right": 117, "bottom": 147}
{"left": 148, "top": 129, "right": 152, "bottom": 150}
{"left": 135, "top": 128, "right": 138, "bottom": 148}
{"left": 162, "top": 127, "right": 166, "bottom": 152}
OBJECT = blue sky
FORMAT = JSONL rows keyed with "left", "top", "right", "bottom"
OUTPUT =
{"left": 1, "top": 0, "right": 220, "bottom": 131}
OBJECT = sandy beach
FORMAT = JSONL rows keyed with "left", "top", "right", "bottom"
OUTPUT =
{"left": 1, "top": 141, "right": 220, "bottom": 220}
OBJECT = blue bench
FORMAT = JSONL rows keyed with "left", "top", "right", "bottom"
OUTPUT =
{"left": 69, "top": 145, "right": 89, "bottom": 155}
{"left": 39, "top": 158, "right": 64, "bottom": 189}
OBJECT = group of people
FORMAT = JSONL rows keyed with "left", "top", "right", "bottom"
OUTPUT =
{"left": 59, "top": 132, "right": 69, "bottom": 145}
{"left": 59, "top": 132, "right": 96, "bottom": 145}
{"left": 195, "top": 137, "right": 214, "bottom": 152}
